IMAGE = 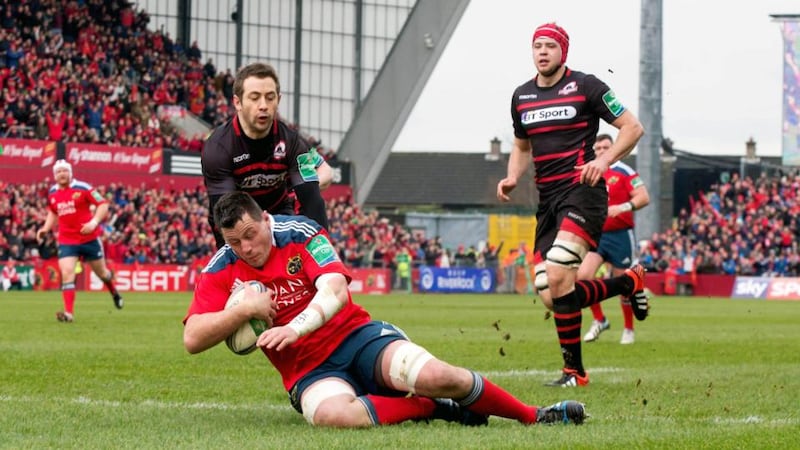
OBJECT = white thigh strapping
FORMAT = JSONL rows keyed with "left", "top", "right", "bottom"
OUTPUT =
{"left": 300, "top": 379, "right": 356, "bottom": 425}
{"left": 387, "top": 342, "right": 434, "bottom": 394}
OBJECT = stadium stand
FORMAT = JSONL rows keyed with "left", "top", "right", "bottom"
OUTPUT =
{"left": 0, "top": 0, "right": 334, "bottom": 157}
{"left": 4, "top": 170, "right": 799, "bottom": 277}
{"left": 3, "top": 1, "right": 799, "bottom": 283}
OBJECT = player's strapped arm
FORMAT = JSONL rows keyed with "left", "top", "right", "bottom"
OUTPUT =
{"left": 286, "top": 273, "right": 347, "bottom": 337}
{"left": 618, "top": 181, "right": 651, "bottom": 212}
{"left": 87, "top": 202, "right": 109, "bottom": 229}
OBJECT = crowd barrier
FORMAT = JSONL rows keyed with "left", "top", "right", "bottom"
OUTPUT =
{"left": 5, "top": 260, "right": 799, "bottom": 300}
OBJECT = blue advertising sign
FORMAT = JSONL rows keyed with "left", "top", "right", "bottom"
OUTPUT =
{"left": 418, "top": 267, "right": 495, "bottom": 293}
{"left": 730, "top": 277, "right": 771, "bottom": 299}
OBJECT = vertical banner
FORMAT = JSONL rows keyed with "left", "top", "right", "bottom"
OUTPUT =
{"left": 782, "top": 21, "right": 800, "bottom": 166}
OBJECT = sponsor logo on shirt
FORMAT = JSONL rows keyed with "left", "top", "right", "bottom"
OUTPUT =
{"left": 287, "top": 255, "right": 302, "bottom": 275}
{"left": 306, "top": 235, "right": 339, "bottom": 267}
{"left": 56, "top": 200, "right": 77, "bottom": 216}
{"left": 239, "top": 173, "right": 286, "bottom": 189}
{"left": 558, "top": 81, "right": 578, "bottom": 96}
{"left": 521, "top": 106, "right": 577, "bottom": 124}
{"left": 518, "top": 94, "right": 538, "bottom": 100}
{"left": 267, "top": 278, "right": 312, "bottom": 308}
{"left": 233, "top": 153, "right": 250, "bottom": 163}
{"left": 297, "top": 152, "right": 320, "bottom": 182}
{"left": 274, "top": 141, "right": 286, "bottom": 160}
{"left": 602, "top": 90, "right": 625, "bottom": 117}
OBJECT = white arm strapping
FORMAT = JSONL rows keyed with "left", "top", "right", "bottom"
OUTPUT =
{"left": 286, "top": 273, "right": 345, "bottom": 337}
{"left": 618, "top": 201, "right": 634, "bottom": 212}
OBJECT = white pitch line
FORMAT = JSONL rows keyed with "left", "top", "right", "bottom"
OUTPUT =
{"left": 1, "top": 394, "right": 798, "bottom": 427}
{"left": 0, "top": 394, "right": 292, "bottom": 412}
{"left": 481, "top": 367, "right": 625, "bottom": 377}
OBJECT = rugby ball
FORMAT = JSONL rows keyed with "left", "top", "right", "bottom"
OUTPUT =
{"left": 224, "top": 280, "right": 269, "bottom": 355}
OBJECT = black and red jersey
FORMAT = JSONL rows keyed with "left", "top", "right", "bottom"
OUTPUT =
{"left": 202, "top": 115, "right": 318, "bottom": 213}
{"left": 510, "top": 68, "right": 626, "bottom": 201}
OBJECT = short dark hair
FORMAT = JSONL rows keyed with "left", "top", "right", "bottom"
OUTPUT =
{"left": 595, "top": 133, "right": 614, "bottom": 143}
{"left": 213, "top": 192, "right": 264, "bottom": 230}
{"left": 233, "top": 62, "right": 280, "bottom": 99}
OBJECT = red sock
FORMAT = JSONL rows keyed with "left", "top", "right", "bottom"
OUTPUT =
{"left": 63, "top": 284, "right": 76, "bottom": 315}
{"left": 362, "top": 395, "right": 435, "bottom": 425}
{"left": 463, "top": 375, "right": 537, "bottom": 424}
{"left": 621, "top": 299, "right": 634, "bottom": 330}
{"left": 589, "top": 303, "right": 604, "bottom": 321}
{"left": 105, "top": 281, "right": 119, "bottom": 296}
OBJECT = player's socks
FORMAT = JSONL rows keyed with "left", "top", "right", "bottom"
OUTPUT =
{"left": 106, "top": 282, "right": 119, "bottom": 297}
{"left": 458, "top": 371, "right": 537, "bottom": 424}
{"left": 574, "top": 275, "right": 633, "bottom": 308}
{"left": 551, "top": 291, "right": 585, "bottom": 376}
{"left": 102, "top": 272, "right": 119, "bottom": 296}
{"left": 360, "top": 395, "right": 436, "bottom": 425}
{"left": 621, "top": 300, "right": 634, "bottom": 330}
{"left": 62, "top": 282, "right": 76, "bottom": 315}
{"left": 589, "top": 303, "right": 605, "bottom": 322}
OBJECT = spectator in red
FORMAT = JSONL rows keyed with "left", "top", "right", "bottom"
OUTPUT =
{"left": 45, "top": 110, "right": 66, "bottom": 141}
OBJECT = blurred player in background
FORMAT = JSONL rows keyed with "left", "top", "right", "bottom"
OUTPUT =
{"left": 1, "top": 258, "right": 22, "bottom": 291}
{"left": 37, "top": 160, "right": 123, "bottom": 322}
{"left": 202, "top": 62, "right": 331, "bottom": 249}
{"left": 183, "top": 191, "right": 586, "bottom": 428}
{"left": 578, "top": 134, "right": 650, "bottom": 345}
{"left": 497, "top": 22, "right": 649, "bottom": 387}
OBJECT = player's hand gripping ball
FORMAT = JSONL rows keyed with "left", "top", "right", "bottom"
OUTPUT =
{"left": 225, "top": 280, "right": 270, "bottom": 355}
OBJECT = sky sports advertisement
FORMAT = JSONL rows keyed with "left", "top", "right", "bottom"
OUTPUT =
{"left": 731, "top": 276, "right": 800, "bottom": 300}
{"left": 418, "top": 267, "right": 496, "bottom": 294}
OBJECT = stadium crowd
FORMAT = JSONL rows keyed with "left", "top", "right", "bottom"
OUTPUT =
{"left": 0, "top": 176, "right": 500, "bottom": 279}
{"left": 3, "top": 170, "right": 800, "bottom": 278}
{"left": 2, "top": 1, "right": 800, "bottom": 281}
{"left": 0, "top": 0, "right": 336, "bottom": 158}
{"left": 637, "top": 171, "right": 800, "bottom": 277}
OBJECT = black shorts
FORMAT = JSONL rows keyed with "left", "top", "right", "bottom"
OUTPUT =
{"left": 58, "top": 239, "right": 105, "bottom": 262}
{"left": 534, "top": 184, "right": 607, "bottom": 261}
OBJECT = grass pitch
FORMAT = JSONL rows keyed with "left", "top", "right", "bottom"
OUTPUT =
{"left": 0, "top": 290, "right": 797, "bottom": 449}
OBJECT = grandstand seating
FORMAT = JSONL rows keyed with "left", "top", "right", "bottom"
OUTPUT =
{"left": 2, "top": 2, "right": 798, "bottom": 277}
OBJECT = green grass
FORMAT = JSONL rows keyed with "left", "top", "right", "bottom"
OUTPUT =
{"left": 0, "top": 291, "right": 797, "bottom": 449}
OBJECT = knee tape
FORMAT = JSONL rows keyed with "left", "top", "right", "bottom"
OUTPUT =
{"left": 534, "top": 262, "right": 548, "bottom": 291}
{"left": 546, "top": 239, "right": 587, "bottom": 269}
{"left": 301, "top": 379, "right": 356, "bottom": 425}
{"left": 388, "top": 342, "right": 434, "bottom": 394}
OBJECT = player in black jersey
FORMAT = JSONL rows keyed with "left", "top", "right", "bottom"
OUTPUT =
{"left": 497, "top": 23, "right": 649, "bottom": 387}
{"left": 202, "top": 62, "right": 331, "bottom": 248}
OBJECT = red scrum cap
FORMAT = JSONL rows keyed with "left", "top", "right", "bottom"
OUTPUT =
{"left": 533, "top": 22, "right": 570, "bottom": 64}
